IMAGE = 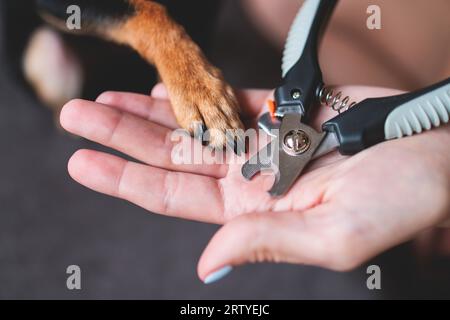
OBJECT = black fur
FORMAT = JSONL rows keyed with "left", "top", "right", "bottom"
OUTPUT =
{"left": 35, "top": 0, "right": 221, "bottom": 44}
{"left": 36, "top": 0, "right": 136, "bottom": 25}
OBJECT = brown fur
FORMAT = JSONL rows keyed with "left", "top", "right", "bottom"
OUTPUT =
{"left": 103, "top": 0, "right": 244, "bottom": 147}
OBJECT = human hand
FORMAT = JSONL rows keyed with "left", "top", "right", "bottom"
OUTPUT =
{"left": 60, "top": 85, "right": 450, "bottom": 283}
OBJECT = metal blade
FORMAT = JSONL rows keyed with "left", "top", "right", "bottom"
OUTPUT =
{"left": 311, "top": 131, "right": 339, "bottom": 160}
{"left": 268, "top": 114, "right": 326, "bottom": 196}
{"left": 241, "top": 142, "right": 275, "bottom": 180}
{"left": 258, "top": 112, "right": 281, "bottom": 137}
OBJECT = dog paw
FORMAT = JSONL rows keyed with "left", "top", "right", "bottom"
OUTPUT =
{"left": 168, "top": 68, "right": 245, "bottom": 154}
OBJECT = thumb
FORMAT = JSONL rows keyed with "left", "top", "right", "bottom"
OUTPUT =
{"left": 197, "top": 208, "right": 332, "bottom": 284}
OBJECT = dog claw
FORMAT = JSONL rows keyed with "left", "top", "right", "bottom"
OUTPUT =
{"left": 226, "top": 130, "right": 246, "bottom": 156}
{"left": 194, "top": 122, "right": 208, "bottom": 146}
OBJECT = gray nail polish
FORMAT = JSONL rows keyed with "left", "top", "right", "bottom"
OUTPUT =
{"left": 203, "top": 266, "right": 233, "bottom": 284}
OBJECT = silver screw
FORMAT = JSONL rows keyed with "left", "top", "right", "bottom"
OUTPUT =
{"left": 283, "top": 130, "right": 311, "bottom": 155}
{"left": 291, "top": 89, "right": 301, "bottom": 100}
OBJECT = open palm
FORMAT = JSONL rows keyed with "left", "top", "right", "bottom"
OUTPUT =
{"left": 60, "top": 85, "right": 450, "bottom": 282}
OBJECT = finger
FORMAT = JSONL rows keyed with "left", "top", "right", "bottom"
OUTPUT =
{"left": 311, "top": 85, "right": 404, "bottom": 129}
{"left": 197, "top": 207, "right": 336, "bottom": 283}
{"left": 237, "top": 86, "right": 402, "bottom": 127}
{"left": 151, "top": 83, "right": 271, "bottom": 119}
{"left": 98, "top": 86, "right": 271, "bottom": 132}
{"left": 151, "top": 82, "right": 169, "bottom": 99}
{"left": 60, "top": 99, "right": 228, "bottom": 178}
{"left": 68, "top": 149, "right": 224, "bottom": 223}
{"left": 235, "top": 89, "right": 272, "bottom": 118}
{"left": 96, "top": 91, "right": 179, "bottom": 129}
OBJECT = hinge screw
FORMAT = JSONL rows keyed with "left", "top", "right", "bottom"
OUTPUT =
{"left": 291, "top": 89, "right": 301, "bottom": 100}
{"left": 283, "top": 129, "right": 311, "bottom": 155}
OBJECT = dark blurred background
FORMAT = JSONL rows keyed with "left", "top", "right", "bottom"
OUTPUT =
{"left": 0, "top": 0, "right": 449, "bottom": 299}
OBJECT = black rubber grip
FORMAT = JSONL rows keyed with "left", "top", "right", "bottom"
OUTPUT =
{"left": 322, "top": 77, "right": 450, "bottom": 155}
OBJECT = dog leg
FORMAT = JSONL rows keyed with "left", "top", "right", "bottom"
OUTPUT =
{"left": 37, "top": 0, "right": 244, "bottom": 149}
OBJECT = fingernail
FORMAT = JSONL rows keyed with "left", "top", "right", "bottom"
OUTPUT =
{"left": 151, "top": 83, "right": 168, "bottom": 99}
{"left": 203, "top": 266, "right": 233, "bottom": 284}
